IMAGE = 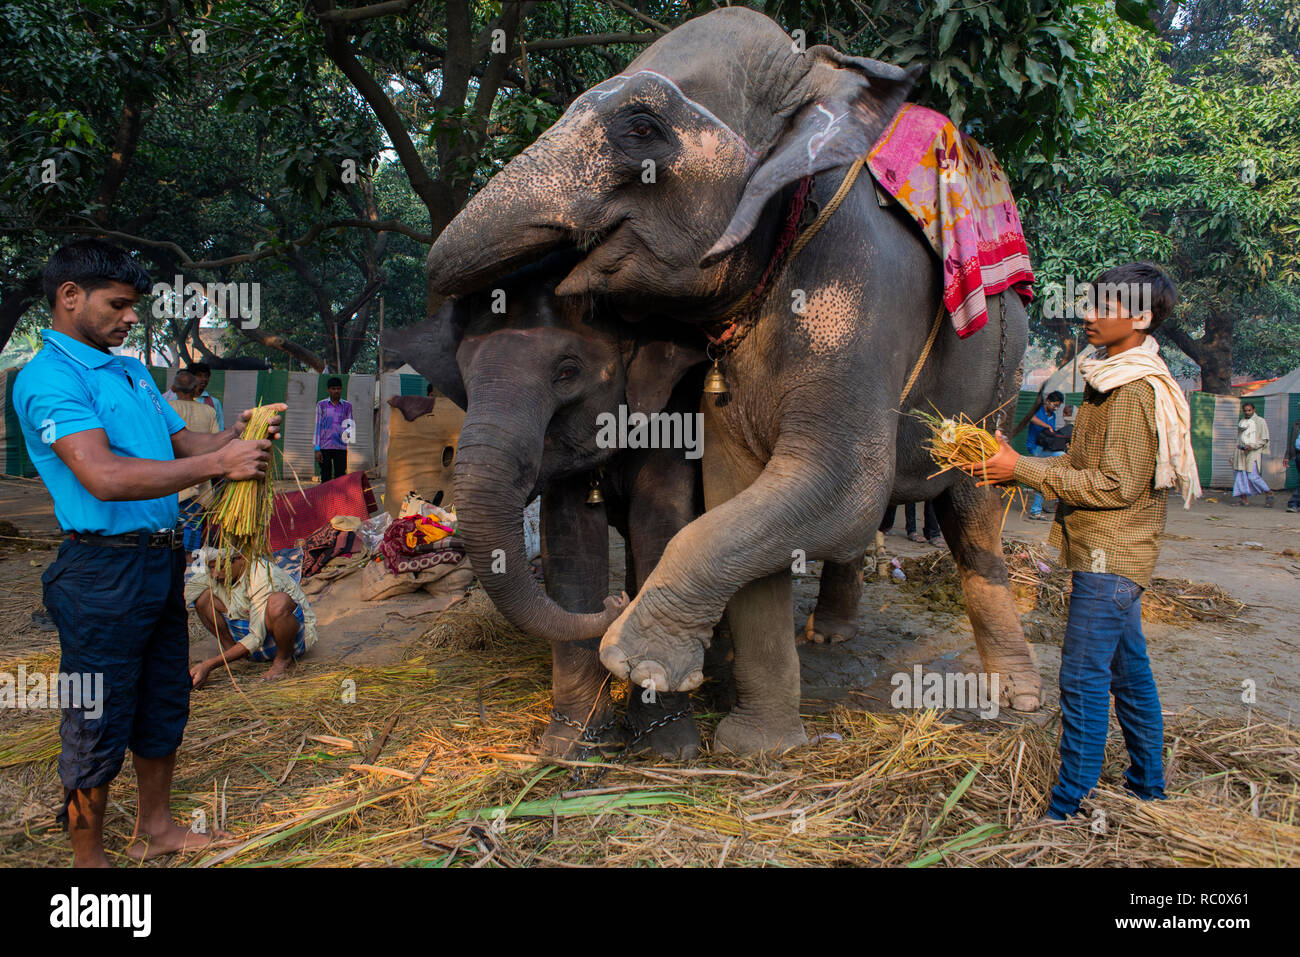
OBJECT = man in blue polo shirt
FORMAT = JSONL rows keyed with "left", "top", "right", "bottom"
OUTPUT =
{"left": 14, "top": 239, "right": 283, "bottom": 868}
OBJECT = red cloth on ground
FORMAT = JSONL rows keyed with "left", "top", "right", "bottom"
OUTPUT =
{"left": 268, "top": 471, "right": 376, "bottom": 551}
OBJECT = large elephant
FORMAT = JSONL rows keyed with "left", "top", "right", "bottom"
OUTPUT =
{"left": 425, "top": 7, "right": 1042, "bottom": 754}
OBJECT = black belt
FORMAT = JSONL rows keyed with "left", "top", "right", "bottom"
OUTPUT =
{"left": 67, "top": 528, "right": 185, "bottom": 550}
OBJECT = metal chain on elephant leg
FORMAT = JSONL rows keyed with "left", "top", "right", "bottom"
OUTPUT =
{"left": 993, "top": 292, "right": 1008, "bottom": 432}
{"left": 621, "top": 707, "right": 694, "bottom": 753}
{"left": 549, "top": 709, "right": 621, "bottom": 746}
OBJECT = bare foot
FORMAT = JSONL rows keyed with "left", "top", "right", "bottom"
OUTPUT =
{"left": 125, "top": 823, "right": 223, "bottom": 861}
{"left": 262, "top": 658, "right": 297, "bottom": 681}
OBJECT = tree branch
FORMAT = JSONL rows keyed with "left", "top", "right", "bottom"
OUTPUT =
{"left": 236, "top": 327, "right": 326, "bottom": 372}
{"left": 315, "top": 0, "right": 415, "bottom": 23}
{"left": 310, "top": 0, "right": 447, "bottom": 228}
{"left": 1159, "top": 323, "right": 1202, "bottom": 364}
{"left": 5, "top": 219, "right": 433, "bottom": 271}
{"left": 601, "top": 0, "right": 669, "bottom": 33}
{"left": 93, "top": 96, "right": 146, "bottom": 226}
{"left": 0, "top": 271, "right": 46, "bottom": 355}
{"left": 522, "top": 33, "right": 657, "bottom": 51}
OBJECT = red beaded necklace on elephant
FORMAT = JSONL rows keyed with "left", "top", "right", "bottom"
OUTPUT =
{"left": 706, "top": 174, "right": 814, "bottom": 352}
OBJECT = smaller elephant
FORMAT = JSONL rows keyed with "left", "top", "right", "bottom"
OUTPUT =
{"left": 387, "top": 252, "right": 713, "bottom": 758}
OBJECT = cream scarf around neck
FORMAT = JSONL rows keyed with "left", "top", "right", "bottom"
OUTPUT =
{"left": 1237, "top": 415, "right": 1266, "bottom": 450}
{"left": 1078, "top": 336, "right": 1202, "bottom": 508}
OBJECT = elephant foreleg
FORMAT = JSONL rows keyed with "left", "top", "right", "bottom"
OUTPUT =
{"left": 539, "top": 475, "right": 621, "bottom": 758}
{"left": 932, "top": 479, "right": 1042, "bottom": 711}
{"left": 803, "top": 557, "right": 865, "bottom": 644}
{"left": 601, "top": 406, "right": 892, "bottom": 694}
{"left": 713, "top": 569, "right": 808, "bottom": 755}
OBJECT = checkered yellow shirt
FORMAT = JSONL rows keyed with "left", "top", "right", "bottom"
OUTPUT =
{"left": 1012, "top": 378, "right": 1166, "bottom": 587}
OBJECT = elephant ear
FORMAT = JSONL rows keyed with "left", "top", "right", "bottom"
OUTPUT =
{"left": 624, "top": 334, "right": 708, "bottom": 415}
{"left": 701, "top": 50, "right": 921, "bottom": 268}
{"left": 382, "top": 298, "right": 470, "bottom": 410}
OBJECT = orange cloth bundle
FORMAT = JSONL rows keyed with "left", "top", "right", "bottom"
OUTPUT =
{"left": 404, "top": 515, "right": 454, "bottom": 550}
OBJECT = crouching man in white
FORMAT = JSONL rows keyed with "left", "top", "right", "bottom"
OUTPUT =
{"left": 185, "top": 549, "right": 318, "bottom": 686}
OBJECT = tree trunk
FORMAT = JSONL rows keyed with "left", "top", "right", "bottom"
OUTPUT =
{"left": 1199, "top": 307, "right": 1234, "bottom": 394}
{"left": 0, "top": 272, "right": 45, "bottom": 354}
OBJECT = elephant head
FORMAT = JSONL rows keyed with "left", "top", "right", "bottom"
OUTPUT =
{"left": 385, "top": 251, "right": 706, "bottom": 642}
{"left": 425, "top": 6, "right": 918, "bottom": 312}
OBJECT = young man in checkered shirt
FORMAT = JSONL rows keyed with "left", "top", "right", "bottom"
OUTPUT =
{"left": 978, "top": 263, "right": 1199, "bottom": 821}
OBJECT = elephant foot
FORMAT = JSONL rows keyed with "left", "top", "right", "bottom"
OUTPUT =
{"left": 623, "top": 691, "right": 701, "bottom": 760}
{"left": 801, "top": 609, "right": 859, "bottom": 645}
{"left": 999, "top": 673, "right": 1043, "bottom": 713}
{"left": 540, "top": 704, "right": 623, "bottom": 760}
{"left": 989, "top": 652, "right": 1043, "bottom": 713}
{"left": 600, "top": 599, "right": 707, "bottom": 693}
{"left": 712, "top": 712, "right": 808, "bottom": 757}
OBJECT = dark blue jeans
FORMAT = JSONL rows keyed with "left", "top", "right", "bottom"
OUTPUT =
{"left": 1048, "top": 571, "right": 1166, "bottom": 818}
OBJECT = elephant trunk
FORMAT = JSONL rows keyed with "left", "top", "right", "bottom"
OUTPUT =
{"left": 427, "top": 140, "right": 586, "bottom": 296}
{"left": 452, "top": 389, "right": 615, "bottom": 642}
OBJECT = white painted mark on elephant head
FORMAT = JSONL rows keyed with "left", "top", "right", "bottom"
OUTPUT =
{"left": 593, "top": 75, "right": 629, "bottom": 101}
{"left": 563, "top": 70, "right": 756, "bottom": 158}
{"left": 806, "top": 105, "right": 844, "bottom": 162}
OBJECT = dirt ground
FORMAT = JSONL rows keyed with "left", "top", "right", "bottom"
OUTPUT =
{"left": 1, "top": 476, "right": 1296, "bottom": 720}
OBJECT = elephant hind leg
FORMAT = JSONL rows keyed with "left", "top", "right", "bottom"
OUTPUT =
{"left": 933, "top": 480, "right": 1042, "bottom": 711}
{"left": 803, "top": 556, "right": 864, "bottom": 644}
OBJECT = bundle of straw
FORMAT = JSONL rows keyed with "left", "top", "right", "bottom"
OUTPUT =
{"left": 206, "top": 404, "right": 280, "bottom": 579}
{"left": 914, "top": 408, "right": 1000, "bottom": 480}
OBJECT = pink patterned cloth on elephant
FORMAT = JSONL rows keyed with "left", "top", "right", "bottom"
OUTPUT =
{"left": 867, "top": 103, "right": 1034, "bottom": 338}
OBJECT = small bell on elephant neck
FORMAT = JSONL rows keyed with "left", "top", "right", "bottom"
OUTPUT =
{"left": 703, "top": 358, "right": 729, "bottom": 396}
{"left": 585, "top": 476, "right": 604, "bottom": 506}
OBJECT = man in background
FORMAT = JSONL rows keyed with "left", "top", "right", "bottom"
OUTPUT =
{"left": 186, "top": 549, "right": 318, "bottom": 686}
{"left": 1287, "top": 419, "right": 1300, "bottom": 514}
{"left": 164, "top": 362, "right": 224, "bottom": 429}
{"left": 314, "top": 376, "right": 352, "bottom": 483}
{"left": 1025, "top": 390, "right": 1066, "bottom": 520}
{"left": 1231, "top": 401, "right": 1272, "bottom": 507}
{"left": 879, "top": 501, "right": 943, "bottom": 546}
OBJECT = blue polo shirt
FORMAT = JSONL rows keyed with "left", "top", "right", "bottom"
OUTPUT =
{"left": 13, "top": 329, "right": 188, "bottom": 534}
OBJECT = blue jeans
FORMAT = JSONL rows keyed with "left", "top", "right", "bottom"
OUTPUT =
{"left": 1048, "top": 571, "right": 1165, "bottom": 818}
{"left": 1028, "top": 447, "right": 1065, "bottom": 515}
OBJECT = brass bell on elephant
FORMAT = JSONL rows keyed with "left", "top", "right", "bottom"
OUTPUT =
{"left": 585, "top": 476, "right": 604, "bottom": 506}
{"left": 703, "top": 358, "right": 729, "bottom": 396}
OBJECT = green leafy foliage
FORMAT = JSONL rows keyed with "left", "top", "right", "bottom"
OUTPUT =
{"left": 1026, "top": 5, "right": 1300, "bottom": 384}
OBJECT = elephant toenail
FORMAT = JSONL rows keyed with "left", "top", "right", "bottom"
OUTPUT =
{"left": 600, "top": 645, "right": 631, "bottom": 678}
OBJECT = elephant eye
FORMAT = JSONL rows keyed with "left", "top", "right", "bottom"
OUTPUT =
{"left": 554, "top": 364, "right": 579, "bottom": 383}
{"left": 620, "top": 112, "right": 662, "bottom": 141}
